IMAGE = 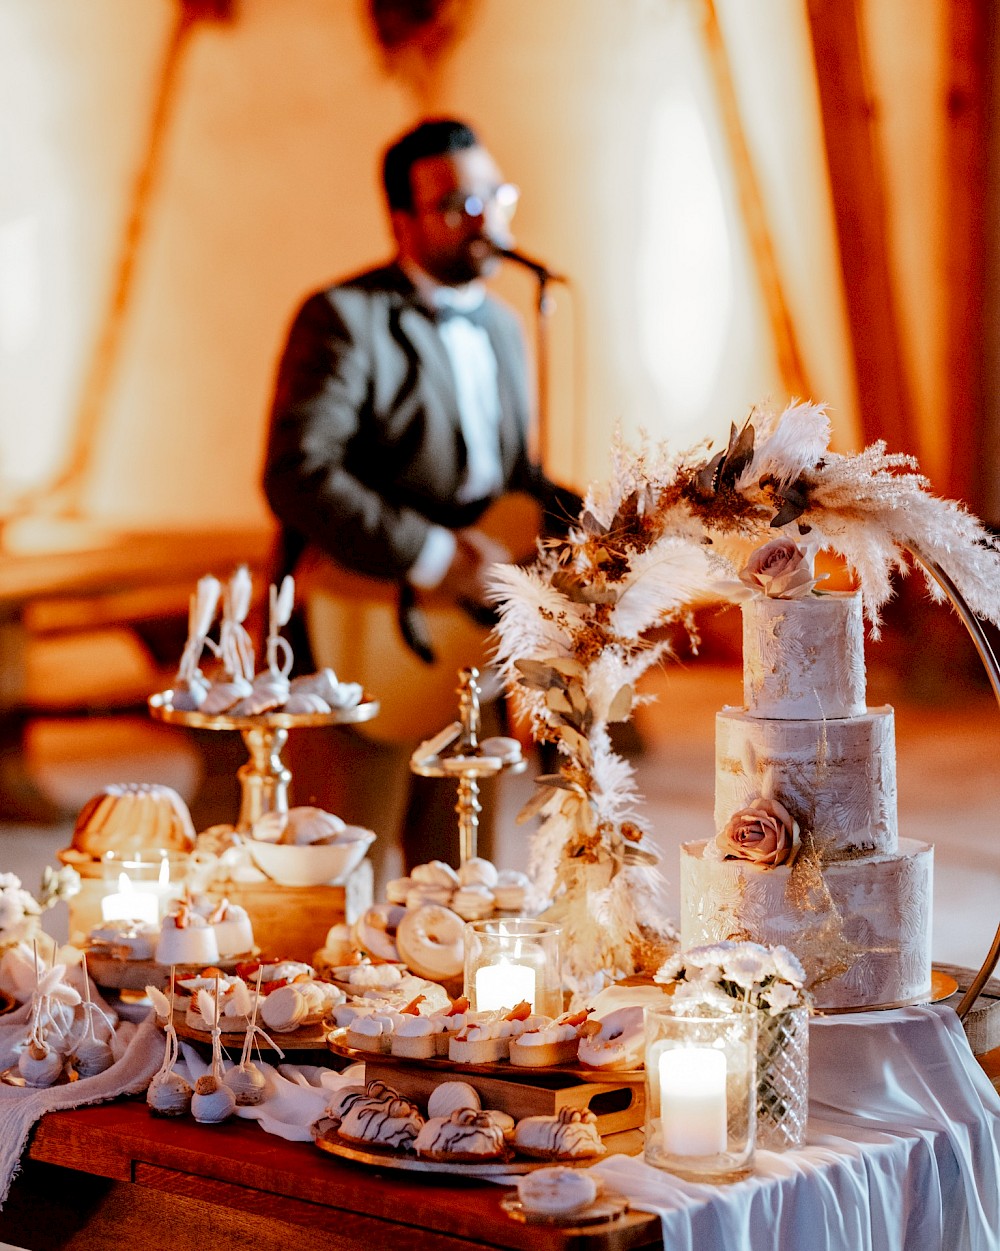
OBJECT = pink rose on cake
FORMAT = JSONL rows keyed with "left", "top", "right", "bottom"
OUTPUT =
{"left": 738, "top": 537, "right": 825, "bottom": 599}
{"left": 716, "top": 797, "right": 800, "bottom": 867}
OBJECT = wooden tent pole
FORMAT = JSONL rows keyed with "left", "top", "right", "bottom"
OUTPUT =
{"left": 698, "top": 0, "right": 811, "bottom": 400}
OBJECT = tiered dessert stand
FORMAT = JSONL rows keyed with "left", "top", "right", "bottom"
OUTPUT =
{"left": 148, "top": 692, "right": 379, "bottom": 831}
{"left": 409, "top": 666, "right": 526, "bottom": 864}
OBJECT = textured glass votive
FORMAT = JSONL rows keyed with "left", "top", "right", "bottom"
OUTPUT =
{"left": 463, "top": 919, "right": 562, "bottom": 1017}
{"left": 644, "top": 1002, "right": 757, "bottom": 1182}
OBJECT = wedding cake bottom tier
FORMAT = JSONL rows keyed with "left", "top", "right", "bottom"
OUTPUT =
{"left": 679, "top": 838, "right": 933, "bottom": 1011}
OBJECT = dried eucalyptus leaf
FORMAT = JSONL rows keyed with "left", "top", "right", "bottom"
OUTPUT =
{"left": 581, "top": 511, "right": 606, "bottom": 535}
{"left": 561, "top": 725, "right": 592, "bottom": 762}
{"left": 551, "top": 571, "right": 617, "bottom": 603}
{"left": 547, "top": 657, "right": 586, "bottom": 679}
{"left": 514, "top": 659, "right": 560, "bottom": 689}
{"left": 607, "top": 684, "right": 634, "bottom": 722}
{"left": 545, "top": 688, "right": 574, "bottom": 715}
{"left": 517, "top": 787, "right": 558, "bottom": 823}
{"left": 624, "top": 845, "right": 660, "bottom": 867}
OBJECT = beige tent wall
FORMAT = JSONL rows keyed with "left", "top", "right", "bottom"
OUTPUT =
{"left": 1, "top": 0, "right": 941, "bottom": 532}
{"left": 0, "top": 0, "right": 172, "bottom": 497}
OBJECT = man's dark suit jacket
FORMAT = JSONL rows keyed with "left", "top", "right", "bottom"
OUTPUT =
{"left": 263, "top": 262, "right": 577, "bottom": 587}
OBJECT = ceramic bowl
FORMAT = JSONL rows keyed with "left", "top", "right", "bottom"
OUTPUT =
{"left": 246, "top": 827, "right": 375, "bottom": 887}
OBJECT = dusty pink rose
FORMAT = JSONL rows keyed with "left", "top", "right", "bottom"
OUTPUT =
{"left": 716, "top": 797, "right": 800, "bottom": 867}
{"left": 739, "top": 538, "right": 820, "bottom": 599}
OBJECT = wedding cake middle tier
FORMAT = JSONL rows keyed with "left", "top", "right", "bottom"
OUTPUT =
{"left": 715, "top": 706, "right": 898, "bottom": 860}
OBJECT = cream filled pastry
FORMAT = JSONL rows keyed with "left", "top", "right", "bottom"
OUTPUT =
{"left": 513, "top": 1108, "right": 606, "bottom": 1160}
{"left": 414, "top": 1108, "right": 507, "bottom": 1162}
{"left": 155, "top": 907, "right": 219, "bottom": 967}
{"left": 336, "top": 1086, "right": 424, "bottom": 1150}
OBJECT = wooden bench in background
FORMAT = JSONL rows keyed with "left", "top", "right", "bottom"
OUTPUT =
{"left": 0, "top": 518, "right": 274, "bottom": 822}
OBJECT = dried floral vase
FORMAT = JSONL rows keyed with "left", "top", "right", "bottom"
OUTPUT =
{"left": 755, "top": 1006, "right": 809, "bottom": 1151}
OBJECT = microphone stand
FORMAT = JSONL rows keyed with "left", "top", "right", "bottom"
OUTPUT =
{"left": 498, "top": 248, "right": 567, "bottom": 467}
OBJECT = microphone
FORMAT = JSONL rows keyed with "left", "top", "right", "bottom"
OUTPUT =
{"left": 495, "top": 246, "right": 568, "bottom": 284}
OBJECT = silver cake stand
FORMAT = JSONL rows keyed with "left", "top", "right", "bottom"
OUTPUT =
{"left": 409, "top": 667, "right": 527, "bottom": 865}
{"left": 148, "top": 690, "right": 379, "bottom": 831}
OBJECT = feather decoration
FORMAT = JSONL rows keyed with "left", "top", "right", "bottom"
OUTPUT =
{"left": 266, "top": 575, "right": 296, "bottom": 676}
{"left": 609, "top": 540, "right": 716, "bottom": 638}
{"left": 177, "top": 575, "right": 221, "bottom": 682}
{"left": 197, "top": 988, "right": 218, "bottom": 1025}
{"left": 737, "top": 400, "right": 830, "bottom": 490}
{"left": 219, "top": 566, "right": 255, "bottom": 680}
{"left": 146, "top": 985, "right": 171, "bottom": 1021}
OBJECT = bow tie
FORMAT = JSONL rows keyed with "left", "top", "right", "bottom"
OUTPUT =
{"left": 427, "top": 301, "right": 490, "bottom": 329}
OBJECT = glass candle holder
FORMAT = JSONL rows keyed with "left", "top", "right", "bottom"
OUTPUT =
{"left": 644, "top": 1001, "right": 757, "bottom": 1183}
{"left": 463, "top": 919, "right": 562, "bottom": 1017}
{"left": 100, "top": 851, "right": 188, "bottom": 925}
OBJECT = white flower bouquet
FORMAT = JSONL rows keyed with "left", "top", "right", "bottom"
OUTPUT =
{"left": 654, "top": 940, "right": 809, "bottom": 1017}
{"left": 0, "top": 873, "right": 44, "bottom": 949}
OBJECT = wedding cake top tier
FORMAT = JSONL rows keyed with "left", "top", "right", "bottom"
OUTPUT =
{"left": 742, "top": 592, "right": 866, "bottom": 721}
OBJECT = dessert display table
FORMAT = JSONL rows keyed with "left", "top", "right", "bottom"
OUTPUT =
{"left": 2, "top": 1101, "right": 659, "bottom": 1251}
{"left": 3, "top": 1004, "right": 999, "bottom": 1250}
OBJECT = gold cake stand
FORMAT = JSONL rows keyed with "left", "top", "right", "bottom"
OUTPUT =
{"left": 148, "top": 691, "right": 379, "bottom": 831}
{"left": 911, "top": 546, "right": 1000, "bottom": 1020}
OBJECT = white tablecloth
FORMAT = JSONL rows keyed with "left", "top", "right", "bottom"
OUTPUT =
{"left": 594, "top": 1003, "right": 1000, "bottom": 1251}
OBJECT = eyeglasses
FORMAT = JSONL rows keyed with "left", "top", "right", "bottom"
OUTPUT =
{"left": 416, "top": 183, "right": 520, "bottom": 228}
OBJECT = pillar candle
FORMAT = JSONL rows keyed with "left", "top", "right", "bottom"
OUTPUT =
{"left": 659, "top": 1046, "right": 727, "bottom": 1155}
{"left": 475, "top": 959, "right": 536, "bottom": 1012}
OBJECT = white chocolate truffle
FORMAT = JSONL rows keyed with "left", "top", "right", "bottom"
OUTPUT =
{"left": 517, "top": 1167, "right": 599, "bottom": 1215}
{"left": 192, "top": 1074, "right": 237, "bottom": 1123}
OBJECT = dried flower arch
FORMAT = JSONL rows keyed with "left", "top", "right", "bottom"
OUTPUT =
{"left": 490, "top": 402, "right": 1000, "bottom": 996}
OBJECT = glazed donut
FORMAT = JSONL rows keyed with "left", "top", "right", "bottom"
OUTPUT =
{"left": 457, "top": 857, "right": 499, "bottom": 888}
{"left": 405, "top": 884, "right": 453, "bottom": 910}
{"left": 395, "top": 904, "right": 465, "bottom": 981}
{"left": 576, "top": 1005, "right": 645, "bottom": 1071}
{"left": 355, "top": 904, "right": 406, "bottom": 962}
{"left": 450, "top": 885, "right": 495, "bottom": 921}
{"left": 492, "top": 870, "right": 530, "bottom": 912}
{"left": 385, "top": 877, "right": 413, "bottom": 905}
{"left": 411, "top": 860, "right": 461, "bottom": 889}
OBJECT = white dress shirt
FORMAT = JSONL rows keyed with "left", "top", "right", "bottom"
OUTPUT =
{"left": 402, "top": 261, "right": 505, "bottom": 589}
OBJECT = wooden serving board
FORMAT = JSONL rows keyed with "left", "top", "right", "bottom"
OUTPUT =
{"left": 171, "top": 1007, "right": 329, "bottom": 1052}
{"left": 327, "top": 1029, "right": 644, "bottom": 1084}
{"left": 85, "top": 953, "right": 241, "bottom": 993}
{"left": 364, "top": 1058, "right": 644, "bottom": 1136}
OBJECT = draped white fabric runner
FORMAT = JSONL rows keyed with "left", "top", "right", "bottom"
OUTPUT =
{"left": 0, "top": 980, "right": 163, "bottom": 1209}
{"left": 591, "top": 1003, "right": 1000, "bottom": 1251}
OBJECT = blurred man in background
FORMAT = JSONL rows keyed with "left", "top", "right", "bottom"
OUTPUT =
{"left": 263, "top": 118, "right": 578, "bottom": 880}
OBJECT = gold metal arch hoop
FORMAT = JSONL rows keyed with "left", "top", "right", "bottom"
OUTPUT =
{"left": 910, "top": 545, "right": 1000, "bottom": 1020}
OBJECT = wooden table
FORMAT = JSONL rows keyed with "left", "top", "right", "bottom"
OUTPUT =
{"left": 1, "top": 1101, "right": 661, "bottom": 1250}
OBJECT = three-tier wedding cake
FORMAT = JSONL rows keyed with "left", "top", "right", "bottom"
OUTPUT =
{"left": 680, "top": 553, "right": 933, "bottom": 1011}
